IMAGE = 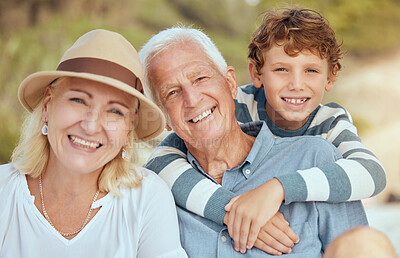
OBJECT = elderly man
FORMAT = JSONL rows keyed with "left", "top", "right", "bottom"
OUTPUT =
{"left": 139, "top": 27, "right": 368, "bottom": 257}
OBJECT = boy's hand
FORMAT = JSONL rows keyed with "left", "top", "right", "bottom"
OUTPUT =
{"left": 224, "top": 178, "right": 286, "bottom": 254}
{"left": 253, "top": 212, "right": 299, "bottom": 255}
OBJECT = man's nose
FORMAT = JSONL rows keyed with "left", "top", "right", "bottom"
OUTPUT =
{"left": 182, "top": 86, "right": 202, "bottom": 107}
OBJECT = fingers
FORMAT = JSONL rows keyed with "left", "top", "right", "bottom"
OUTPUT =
{"left": 225, "top": 196, "right": 240, "bottom": 212}
{"left": 255, "top": 230, "right": 292, "bottom": 255}
{"left": 253, "top": 238, "right": 282, "bottom": 256}
{"left": 246, "top": 218, "right": 263, "bottom": 249}
{"left": 272, "top": 213, "right": 299, "bottom": 244}
{"left": 235, "top": 216, "right": 251, "bottom": 253}
{"left": 251, "top": 212, "right": 299, "bottom": 255}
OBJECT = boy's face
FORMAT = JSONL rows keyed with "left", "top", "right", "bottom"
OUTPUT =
{"left": 249, "top": 44, "right": 335, "bottom": 131}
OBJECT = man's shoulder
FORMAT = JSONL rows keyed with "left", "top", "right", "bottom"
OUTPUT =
{"left": 274, "top": 133, "right": 341, "bottom": 159}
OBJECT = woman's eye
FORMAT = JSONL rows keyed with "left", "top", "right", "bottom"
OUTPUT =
{"left": 70, "top": 98, "right": 85, "bottom": 104}
{"left": 307, "top": 69, "right": 318, "bottom": 73}
{"left": 168, "top": 90, "right": 176, "bottom": 96}
{"left": 275, "top": 68, "right": 286, "bottom": 72}
{"left": 109, "top": 109, "right": 124, "bottom": 116}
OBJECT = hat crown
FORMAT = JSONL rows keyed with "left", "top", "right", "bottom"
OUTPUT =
{"left": 18, "top": 29, "right": 166, "bottom": 142}
{"left": 60, "top": 29, "right": 143, "bottom": 81}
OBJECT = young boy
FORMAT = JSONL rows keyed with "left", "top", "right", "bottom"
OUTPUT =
{"left": 144, "top": 7, "right": 386, "bottom": 255}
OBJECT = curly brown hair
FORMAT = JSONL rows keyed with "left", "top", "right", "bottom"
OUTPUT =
{"left": 248, "top": 8, "right": 343, "bottom": 77}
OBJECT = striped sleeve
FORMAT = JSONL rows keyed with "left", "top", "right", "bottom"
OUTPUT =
{"left": 278, "top": 103, "right": 386, "bottom": 203}
{"left": 235, "top": 85, "right": 262, "bottom": 123}
{"left": 144, "top": 132, "right": 234, "bottom": 225}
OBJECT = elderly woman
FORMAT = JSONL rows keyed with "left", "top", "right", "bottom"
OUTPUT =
{"left": 0, "top": 29, "right": 187, "bottom": 257}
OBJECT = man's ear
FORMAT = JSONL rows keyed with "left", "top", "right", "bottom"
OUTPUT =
{"left": 41, "top": 86, "right": 52, "bottom": 122}
{"left": 248, "top": 61, "right": 263, "bottom": 88}
{"left": 225, "top": 66, "right": 238, "bottom": 99}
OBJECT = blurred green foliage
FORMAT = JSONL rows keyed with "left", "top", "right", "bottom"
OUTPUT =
{"left": 1, "top": 0, "right": 400, "bottom": 163}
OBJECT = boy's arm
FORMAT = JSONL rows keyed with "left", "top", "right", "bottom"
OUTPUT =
{"left": 144, "top": 132, "right": 235, "bottom": 225}
{"left": 277, "top": 103, "right": 386, "bottom": 204}
{"left": 147, "top": 132, "right": 299, "bottom": 256}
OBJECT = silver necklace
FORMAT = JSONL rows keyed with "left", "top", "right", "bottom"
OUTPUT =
{"left": 38, "top": 175, "right": 100, "bottom": 237}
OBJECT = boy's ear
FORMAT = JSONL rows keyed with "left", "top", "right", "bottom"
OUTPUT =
{"left": 225, "top": 66, "right": 238, "bottom": 99}
{"left": 248, "top": 62, "right": 263, "bottom": 88}
{"left": 325, "top": 68, "right": 338, "bottom": 92}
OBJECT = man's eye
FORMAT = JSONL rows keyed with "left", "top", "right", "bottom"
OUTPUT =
{"left": 168, "top": 90, "right": 176, "bottom": 96}
{"left": 70, "top": 98, "right": 85, "bottom": 104}
{"left": 109, "top": 109, "right": 124, "bottom": 116}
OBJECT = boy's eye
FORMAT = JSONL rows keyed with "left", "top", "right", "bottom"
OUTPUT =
{"left": 307, "top": 69, "right": 318, "bottom": 73}
{"left": 275, "top": 68, "right": 286, "bottom": 72}
{"left": 70, "top": 98, "right": 85, "bottom": 104}
{"left": 109, "top": 109, "right": 124, "bottom": 116}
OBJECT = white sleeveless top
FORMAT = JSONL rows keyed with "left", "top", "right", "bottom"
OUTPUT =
{"left": 0, "top": 164, "right": 187, "bottom": 258}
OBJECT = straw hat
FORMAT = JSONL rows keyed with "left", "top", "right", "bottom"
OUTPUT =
{"left": 18, "top": 29, "right": 165, "bottom": 142}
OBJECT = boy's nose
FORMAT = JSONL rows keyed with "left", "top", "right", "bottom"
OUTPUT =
{"left": 289, "top": 73, "right": 305, "bottom": 91}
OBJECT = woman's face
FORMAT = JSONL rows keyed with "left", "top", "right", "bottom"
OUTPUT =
{"left": 42, "top": 77, "right": 138, "bottom": 175}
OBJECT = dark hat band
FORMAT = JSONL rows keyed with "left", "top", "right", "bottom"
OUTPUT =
{"left": 57, "top": 57, "right": 143, "bottom": 93}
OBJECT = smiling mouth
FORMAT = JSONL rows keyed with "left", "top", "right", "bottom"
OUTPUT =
{"left": 69, "top": 135, "right": 102, "bottom": 149}
{"left": 283, "top": 98, "right": 309, "bottom": 105}
{"left": 189, "top": 107, "right": 216, "bottom": 123}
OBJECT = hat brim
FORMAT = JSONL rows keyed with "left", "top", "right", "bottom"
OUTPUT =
{"left": 18, "top": 71, "right": 166, "bottom": 142}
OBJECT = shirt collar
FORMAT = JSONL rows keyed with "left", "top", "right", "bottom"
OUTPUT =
{"left": 187, "top": 121, "right": 275, "bottom": 179}
{"left": 257, "top": 97, "right": 321, "bottom": 137}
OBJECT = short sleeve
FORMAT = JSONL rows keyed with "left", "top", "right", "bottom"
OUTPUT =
{"left": 136, "top": 169, "right": 187, "bottom": 258}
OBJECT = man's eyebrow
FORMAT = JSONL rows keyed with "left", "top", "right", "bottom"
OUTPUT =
{"left": 160, "top": 83, "right": 177, "bottom": 96}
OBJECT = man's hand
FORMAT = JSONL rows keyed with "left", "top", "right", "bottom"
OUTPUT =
{"left": 253, "top": 212, "right": 299, "bottom": 255}
{"left": 223, "top": 178, "right": 289, "bottom": 253}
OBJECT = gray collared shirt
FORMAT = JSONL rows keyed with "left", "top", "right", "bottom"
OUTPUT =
{"left": 178, "top": 121, "right": 368, "bottom": 257}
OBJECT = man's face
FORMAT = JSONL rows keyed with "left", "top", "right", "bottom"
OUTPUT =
{"left": 250, "top": 44, "right": 335, "bottom": 130}
{"left": 148, "top": 43, "right": 237, "bottom": 148}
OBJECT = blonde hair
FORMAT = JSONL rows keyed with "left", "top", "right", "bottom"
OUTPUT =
{"left": 11, "top": 77, "right": 143, "bottom": 196}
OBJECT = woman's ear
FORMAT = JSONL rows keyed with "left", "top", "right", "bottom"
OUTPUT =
{"left": 41, "top": 86, "right": 52, "bottom": 122}
{"left": 248, "top": 62, "right": 263, "bottom": 88}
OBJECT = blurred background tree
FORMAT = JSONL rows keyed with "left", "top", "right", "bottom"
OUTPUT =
{"left": 1, "top": 0, "right": 400, "bottom": 163}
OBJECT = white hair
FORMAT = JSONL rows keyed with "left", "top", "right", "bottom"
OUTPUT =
{"left": 138, "top": 26, "right": 228, "bottom": 106}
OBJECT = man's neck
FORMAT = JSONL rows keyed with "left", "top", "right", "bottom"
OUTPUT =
{"left": 187, "top": 123, "right": 255, "bottom": 184}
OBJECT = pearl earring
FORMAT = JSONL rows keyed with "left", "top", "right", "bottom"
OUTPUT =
{"left": 42, "top": 124, "right": 48, "bottom": 135}
{"left": 122, "top": 148, "right": 127, "bottom": 160}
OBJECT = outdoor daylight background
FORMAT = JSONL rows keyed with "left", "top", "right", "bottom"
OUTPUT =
{"left": 1, "top": 0, "right": 399, "bottom": 251}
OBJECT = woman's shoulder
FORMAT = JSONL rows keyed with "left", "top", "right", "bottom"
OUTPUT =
{"left": 122, "top": 167, "right": 172, "bottom": 200}
{"left": 0, "top": 163, "right": 22, "bottom": 187}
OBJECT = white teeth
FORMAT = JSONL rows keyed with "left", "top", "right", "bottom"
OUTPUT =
{"left": 284, "top": 98, "right": 307, "bottom": 104}
{"left": 69, "top": 136, "right": 100, "bottom": 149}
{"left": 191, "top": 108, "right": 214, "bottom": 123}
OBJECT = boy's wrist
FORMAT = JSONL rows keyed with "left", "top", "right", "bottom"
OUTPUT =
{"left": 259, "top": 178, "right": 285, "bottom": 203}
